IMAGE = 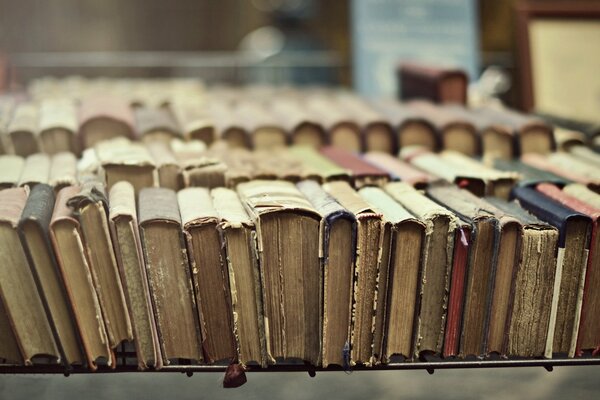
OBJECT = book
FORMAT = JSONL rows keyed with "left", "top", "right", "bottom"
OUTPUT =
{"left": 179, "top": 188, "right": 237, "bottom": 363}
{"left": 297, "top": 180, "right": 355, "bottom": 368}
{"left": 321, "top": 146, "right": 389, "bottom": 189}
{"left": 0, "top": 296, "right": 21, "bottom": 364}
{"left": 212, "top": 187, "right": 267, "bottom": 366}
{"left": 235, "top": 101, "right": 287, "bottom": 150}
{"left": 384, "top": 182, "right": 456, "bottom": 357}
{"left": 288, "top": 146, "right": 350, "bottom": 183}
{"left": 18, "top": 184, "right": 84, "bottom": 366}
{"left": 210, "top": 101, "right": 249, "bottom": 149}
{"left": 18, "top": 153, "right": 50, "bottom": 187}
{"left": 513, "top": 186, "right": 592, "bottom": 357}
{"left": 427, "top": 183, "right": 503, "bottom": 358}
{"left": 78, "top": 96, "right": 135, "bottom": 149}
{"left": 108, "top": 182, "right": 162, "bottom": 370}
{"left": 133, "top": 106, "right": 181, "bottom": 144}
{"left": 363, "top": 151, "right": 433, "bottom": 189}
{"left": 0, "top": 155, "right": 24, "bottom": 189}
{"left": 564, "top": 184, "right": 600, "bottom": 209}
{"left": 50, "top": 186, "right": 113, "bottom": 370}
{"left": 170, "top": 101, "right": 215, "bottom": 145}
{"left": 67, "top": 180, "right": 133, "bottom": 348}
{"left": 535, "top": 111, "right": 600, "bottom": 151}
{"left": 96, "top": 140, "right": 156, "bottom": 194}
{"left": 486, "top": 198, "right": 558, "bottom": 357}
{"left": 370, "top": 99, "right": 439, "bottom": 152}
{"left": 7, "top": 102, "right": 39, "bottom": 156}
{"left": 270, "top": 99, "right": 327, "bottom": 148}
{"left": 138, "top": 187, "right": 203, "bottom": 364}
{"left": 398, "top": 63, "right": 468, "bottom": 104}
{"left": 0, "top": 187, "right": 60, "bottom": 365}
{"left": 546, "top": 153, "right": 600, "bottom": 186}
{"left": 407, "top": 101, "right": 480, "bottom": 156}
{"left": 521, "top": 153, "right": 595, "bottom": 188}
{"left": 39, "top": 98, "right": 79, "bottom": 155}
{"left": 238, "top": 180, "right": 321, "bottom": 365}
{"left": 305, "top": 95, "right": 363, "bottom": 152}
{"left": 49, "top": 152, "right": 78, "bottom": 191}
{"left": 146, "top": 141, "right": 183, "bottom": 191}
{"left": 569, "top": 145, "right": 600, "bottom": 169}
{"left": 493, "top": 158, "right": 571, "bottom": 188}
{"left": 323, "top": 181, "right": 383, "bottom": 365}
{"left": 360, "top": 186, "right": 425, "bottom": 362}
{"left": 535, "top": 183, "right": 600, "bottom": 356}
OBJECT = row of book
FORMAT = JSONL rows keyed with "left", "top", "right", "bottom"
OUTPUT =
{"left": 3, "top": 77, "right": 599, "bottom": 159}
{"left": 1, "top": 169, "right": 600, "bottom": 371}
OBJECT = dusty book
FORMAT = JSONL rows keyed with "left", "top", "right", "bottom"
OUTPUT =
{"left": 363, "top": 151, "right": 433, "bottom": 189}
{"left": 235, "top": 101, "right": 287, "bottom": 150}
{"left": 18, "top": 153, "right": 50, "bottom": 187}
{"left": 0, "top": 187, "right": 60, "bottom": 365}
{"left": 169, "top": 101, "right": 215, "bottom": 145}
{"left": 321, "top": 146, "right": 390, "bottom": 189}
{"left": 0, "top": 155, "right": 24, "bottom": 189}
{"left": 133, "top": 106, "right": 181, "bottom": 143}
{"left": 109, "top": 182, "right": 162, "bottom": 370}
{"left": 323, "top": 181, "right": 383, "bottom": 365}
{"left": 384, "top": 182, "right": 456, "bottom": 357}
{"left": 564, "top": 184, "right": 600, "bottom": 210}
{"left": 146, "top": 141, "right": 183, "bottom": 191}
{"left": 18, "top": 184, "right": 84, "bottom": 367}
{"left": 360, "top": 186, "right": 425, "bottom": 362}
{"left": 486, "top": 198, "right": 558, "bottom": 358}
{"left": 138, "top": 187, "right": 203, "bottom": 364}
{"left": 0, "top": 296, "right": 22, "bottom": 364}
{"left": 39, "top": 98, "right": 79, "bottom": 155}
{"left": 270, "top": 98, "right": 327, "bottom": 148}
{"left": 513, "top": 186, "right": 591, "bottom": 357}
{"left": 288, "top": 146, "right": 350, "bottom": 183}
{"left": 96, "top": 140, "right": 156, "bottom": 194}
{"left": 78, "top": 96, "right": 135, "bottom": 148}
{"left": 6, "top": 102, "right": 39, "bottom": 157}
{"left": 49, "top": 152, "right": 78, "bottom": 191}
{"left": 212, "top": 187, "right": 267, "bottom": 366}
{"left": 67, "top": 180, "right": 133, "bottom": 348}
{"left": 50, "top": 186, "right": 113, "bottom": 369}
{"left": 493, "top": 158, "right": 571, "bottom": 188}
{"left": 179, "top": 188, "right": 237, "bottom": 364}
{"left": 297, "top": 180, "right": 355, "bottom": 368}
{"left": 238, "top": 180, "right": 321, "bottom": 365}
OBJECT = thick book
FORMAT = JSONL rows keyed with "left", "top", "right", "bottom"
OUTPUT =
{"left": 238, "top": 180, "right": 321, "bottom": 365}
{"left": 297, "top": 180, "right": 355, "bottom": 368}
{"left": 385, "top": 182, "right": 456, "bottom": 357}
{"left": 426, "top": 184, "right": 503, "bottom": 358}
{"left": 323, "top": 181, "right": 383, "bottom": 365}
{"left": 0, "top": 187, "right": 60, "bottom": 365}
{"left": 513, "top": 186, "right": 591, "bottom": 357}
{"left": 133, "top": 106, "right": 181, "bottom": 143}
{"left": 169, "top": 101, "right": 215, "bottom": 145}
{"left": 146, "top": 141, "right": 183, "bottom": 191}
{"left": 321, "top": 146, "right": 390, "bottom": 189}
{"left": 535, "top": 183, "right": 600, "bottom": 356}
{"left": 96, "top": 140, "right": 156, "bottom": 194}
{"left": 7, "top": 102, "right": 39, "bottom": 157}
{"left": 179, "top": 188, "right": 237, "bottom": 364}
{"left": 363, "top": 151, "right": 433, "bottom": 189}
{"left": 0, "top": 155, "right": 24, "bottom": 189}
{"left": 235, "top": 101, "right": 287, "bottom": 150}
{"left": 78, "top": 96, "right": 135, "bottom": 149}
{"left": 360, "top": 186, "right": 425, "bottom": 362}
{"left": 270, "top": 98, "right": 327, "bottom": 148}
{"left": 67, "top": 180, "right": 133, "bottom": 348}
{"left": 564, "top": 184, "right": 600, "bottom": 209}
{"left": 212, "top": 187, "right": 267, "bottom": 367}
{"left": 138, "top": 188, "right": 203, "bottom": 364}
{"left": 487, "top": 198, "right": 558, "bottom": 357}
{"left": 18, "top": 184, "right": 84, "bottom": 367}
{"left": 50, "top": 186, "right": 113, "bottom": 369}
{"left": 108, "top": 182, "right": 162, "bottom": 370}
{"left": 398, "top": 63, "right": 468, "bottom": 104}
{"left": 39, "top": 98, "right": 79, "bottom": 155}
{"left": 18, "top": 153, "right": 50, "bottom": 187}
{"left": 49, "top": 152, "right": 78, "bottom": 191}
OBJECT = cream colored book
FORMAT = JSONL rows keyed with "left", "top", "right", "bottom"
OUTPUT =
{"left": 39, "top": 98, "right": 78, "bottom": 155}
{"left": 49, "top": 152, "right": 78, "bottom": 190}
{"left": 7, "top": 102, "right": 39, "bottom": 156}
{"left": 0, "top": 155, "right": 25, "bottom": 189}
{"left": 564, "top": 184, "right": 600, "bottom": 209}
{"left": 18, "top": 153, "right": 50, "bottom": 187}
{"left": 96, "top": 140, "right": 156, "bottom": 194}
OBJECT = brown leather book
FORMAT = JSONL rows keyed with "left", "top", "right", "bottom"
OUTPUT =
{"left": 475, "top": 106, "right": 555, "bottom": 156}
{"left": 486, "top": 198, "right": 558, "bottom": 357}
{"left": 370, "top": 99, "right": 439, "bottom": 152}
{"left": 146, "top": 141, "right": 183, "bottom": 191}
{"left": 398, "top": 62, "right": 468, "bottom": 104}
{"left": 49, "top": 152, "right": 78, "bottom": 191}
{"left": 360, "top": 186, "right": 425, "bottom": 362}
{"left": 363, "top": 152, "right": 433, "bottom": 189}
{"left": 78, "top": 96, "right": 135, "bottom": 149}
{"left": 18, "top": 184, "right": 84, "bottom": 367}
{"left": 385, "top": 182, "right": 456, "bottom": 357}
{"left": 50, "top": 186, "right": 113, "bottom": 370}
{"left": 0, "top": 296, "right": 22, "bottom": 364}
{"left": 238, "top": 180, "right": 321, "bottom": 365}
{"left": 212, "top": 187, "right": 267, "bottom": 366}
{"left": 0, "top": 155, "right": 24, "bottom": 189}
{"left": 7, "top": 102, "right": 40, "bottom": 156}
{"left": 138, "top": 187, "right": 203, "bottom": 364}
{"left": 18, "top": 153, "right": 50, "bottom": 188}
{"left": 323, "top": 181, "right": 383, "bottom": 365}
{"left": 0, "top": 187, "right": 60, "bottom": 365}
{"left": 39, "top": 98, "right": 79, "bottom": 155}
{"left": 96, "top": 140, "right": 156, "bottom": 194}
{"left": 297, "top": 180, "right": 355, "bottom": 368}
{"left": 109, "top": 182, "right": 162, "bottom": 370}
{"left": 407, "top": 101, "right": 480, "bottom": 156}
{"left": 320, "top": 146, "right": 390, "bottom": 189}
{"left": 179, "top": 188, "right": 237, "bottom": 364}
{"left": 67, "top": 180, "right": 133, "bottom": 349}
{"left": 133, "top": 106, "right": 181, "bottom": 143}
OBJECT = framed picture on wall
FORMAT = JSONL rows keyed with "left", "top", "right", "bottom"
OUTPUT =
{"left": 516, "top": 1, "right": 600, "bottom": 122}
